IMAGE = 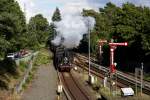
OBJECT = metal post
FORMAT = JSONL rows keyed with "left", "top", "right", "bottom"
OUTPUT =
{"left": 114, "top": 63, "right": 117, "bottom": 95}
{"left": 135, "top": 68, "right": 138, "bottom": 95}
{"left": 99, "top": 45, "right": 102, "bottom": 56}
{"left": 99, "top": 45, "right": 102, "bottom": 65}
{"left": 88, "top": 21, "right": 91, "bottom": 76}
{"left": 110, "top": 40, "right": 114, "bottom": 93}
{"left": 115, "top": 72, "right": 117, "bottom": 95}
{"left": 110, "top": 47, "right": 114, "bottom": 73}
{"left": 141, "top": 62, "right": 143, "bottom": 96}
{"left": 110, "top": 74, "right": 112, "bottom": 94}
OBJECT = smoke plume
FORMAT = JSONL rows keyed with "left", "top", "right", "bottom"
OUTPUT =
{"left": 52, "top": 9, "right": 95, "bottom": 48}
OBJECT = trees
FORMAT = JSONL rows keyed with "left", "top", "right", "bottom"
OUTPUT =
{"left": 83, "top": 2, "right": 150, "bottom": 52}
{"left": 0, "top": 0, "right": 26, "bottom": 57}
{"left": 0, "top": 0, "right": 27, "bottom": 90}
{"left": 48, "top": 7, "right": 62, "bottom": 46}
{"left": 52, "top": 7, "right": 61, "bottom": 22}
{"left": 82, "top": 2, "right": 150, "bottom": 71}
{"left": 27, "top": 14, "right": 50, "bottom": 50}
{"left": 0, "top": 0, "right": 52, "bottom": 55}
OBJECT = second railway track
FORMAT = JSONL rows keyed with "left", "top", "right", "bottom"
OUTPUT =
{"left": 75, "top": 53, "right": 150, "bottom": 95}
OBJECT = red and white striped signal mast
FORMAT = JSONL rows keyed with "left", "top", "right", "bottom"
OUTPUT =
{"left": 109, "top": 42, "right": 128, "bottom": 73}
{"left": 109, "top": 40, "right": 128, "bottom": 93}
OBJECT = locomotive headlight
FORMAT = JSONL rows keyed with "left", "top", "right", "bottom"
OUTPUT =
{"left": 74, "top": 66, "right": 77, "bottom": 70}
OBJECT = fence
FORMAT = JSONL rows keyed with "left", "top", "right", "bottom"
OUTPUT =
{"left": 14, "top": 52, "right": 38, "bottom": 94}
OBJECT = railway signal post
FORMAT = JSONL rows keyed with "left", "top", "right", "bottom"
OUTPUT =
{"left": 98, "top": 39, "right": 107, "bottom": 65}
{"left": 135, "top": 63, "right": 144, "bottom": 96}
{"left": 109, "top": 42, "right": 128, "bottom": 73}
{"left": 109, "top": 41, "right": 128, "bottom": 93}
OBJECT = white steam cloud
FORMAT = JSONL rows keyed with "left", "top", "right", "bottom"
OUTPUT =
{"left": 52, "top": 9, "right": 95, "bottom": 48}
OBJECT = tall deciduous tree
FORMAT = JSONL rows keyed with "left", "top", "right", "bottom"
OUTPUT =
{"left": 28, "top": 14, "right": 50, "bottom": 50}
{"left": 0, "top": 0, "right": 26, "bottom": 57}
{"left": 82, "top": 2, "right": 150, "bottom": 71}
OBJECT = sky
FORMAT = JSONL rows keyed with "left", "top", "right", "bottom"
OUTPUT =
{"left": 16, "top": 0, "right": 150, "bottom": 23}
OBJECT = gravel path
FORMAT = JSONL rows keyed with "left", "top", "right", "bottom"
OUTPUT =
{"left": 21, "top": 63, "right": 57, "bottom": 100}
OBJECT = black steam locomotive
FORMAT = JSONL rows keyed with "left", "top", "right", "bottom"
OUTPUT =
{"left": 50, "top": 43, "right": 73, "bottom": 72}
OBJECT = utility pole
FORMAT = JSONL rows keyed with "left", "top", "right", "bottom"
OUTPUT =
{"left": 88, "top": 20, "right": 91, "bottom": 76}
{"left": 88, "top": 20, "right": 95, "bottom": 85}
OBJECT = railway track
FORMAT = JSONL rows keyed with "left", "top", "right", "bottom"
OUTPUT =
{"left": 74, "top": 56, "right": 126, "bottom": 88}
{"left": 75, "top": 53, "right": 150, "bottom": 95}
{"left": 76, "top": 53, "right": 150, "bottom": 84}
{"left": 59, "top": 72, "right": 90, "bottom": 100}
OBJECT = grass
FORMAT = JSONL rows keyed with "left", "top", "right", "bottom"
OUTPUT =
{"left": 19, "top": 61, "right": 28, "bottom": 72}
{"left": 33, "top": 48, "right": 52, "bottom": 66}
{"left": 22, "top": 72, "right": 34, "bottom": 90}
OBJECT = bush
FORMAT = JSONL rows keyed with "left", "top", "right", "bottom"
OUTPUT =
{"left": 0, "top": 58, "right": 19, "bottom": 77}
{"left": 0, "top": 58, "right": 19, "bottom": 89}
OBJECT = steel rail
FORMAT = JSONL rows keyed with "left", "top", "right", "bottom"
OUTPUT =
{"left": 60, "top": 72, "right": 90, "bottom": 100}
{"left": 75, "top": 54, "right": 150, "bottom": 94}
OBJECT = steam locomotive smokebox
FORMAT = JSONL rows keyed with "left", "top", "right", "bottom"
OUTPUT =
{"left": 89, "top": 75, "right": 95, "bottom": 84}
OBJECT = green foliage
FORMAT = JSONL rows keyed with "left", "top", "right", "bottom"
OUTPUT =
{"left": 0, "top": 58, "right": 19, "bottom": 77}
{"left": 0, "top": 0, "right": 51, "bottom": 53}
{"left": 0, "top": 0, "right": 52, "bottom": 90}
{"left": 46, "top": 23, "right": 57, "bottom": 47}
{"left": 33, "top": 49, "right": 51, "bottom": 66}
{"left": 27, "top": 14, "right": 50, "bottom": 50}
{"left": 82, "top": 2, "right": 150, "bottom": 52}
{"left": 0, "top": 58, "right": 19, "bottom": 89}
{"left": 19, "top": 61, "right": 28, "bottom": 72}
{"left": 82, "top": 2, "right": 150, "bottom": 70}
{"left": 0, "top": 0, "right": 27, "bottom": 57}
{"left": 52, "top": 7, "right": 61, "bottom": 22}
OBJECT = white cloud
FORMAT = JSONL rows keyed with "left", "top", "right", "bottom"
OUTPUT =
{"left": 16, "top": 0, "right": 150, "bottom": 23}
{"left": 16, "top": 0, "right": 102, "bottom": 23}
{"left": 110, "top": 0, "right": 150, "bottom": 7}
